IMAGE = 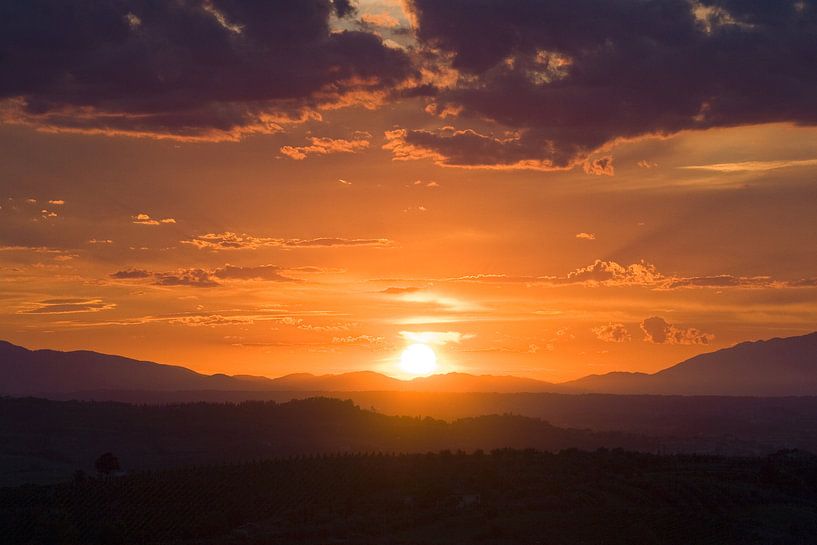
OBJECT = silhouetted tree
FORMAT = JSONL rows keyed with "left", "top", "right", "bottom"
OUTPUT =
{"left": 94, "top": 452, "right": 120, "bottom": 476}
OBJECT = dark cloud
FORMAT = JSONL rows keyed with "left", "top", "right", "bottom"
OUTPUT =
{"left": 403, "top": 0, "right": 817, "bottom": 169}
{"left": 0, "top": 0, "right": 412, "bottom": 140}
{"left": 111, "top": 268, "right": 152, "bottom": 279}
{"left": 111, "top": 264, "right": 310, "bottom": 286}
{"left": 640, "top": 316, "right": 714, "bottom": 345}
{"left": 154, "top": 269, "right": 220, "bottom": 288}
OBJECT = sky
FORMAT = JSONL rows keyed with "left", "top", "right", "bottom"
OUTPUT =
{"left": 1, "top": 0, "right": 816, "bottom": 381}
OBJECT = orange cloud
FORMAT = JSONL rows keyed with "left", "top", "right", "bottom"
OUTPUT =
{"left": 132, "top": 213, "right": 175, "bottom": 226}
{"left": 583, "top": 156, "right": 614, "bottom": 176}
{"left": 181, "top": 232, "right": 393, "bottom": 250}
{"left": 641, "top": 316, "right": 714, "bottom": 345}
{"left": 360, "top": 13, "right": 401, "bottom": 28}
{"left": 593, "top": 323, "right": 631, "bottom": 343}
{"left": 280, "top": 134, "right": 371, "bottom": 160}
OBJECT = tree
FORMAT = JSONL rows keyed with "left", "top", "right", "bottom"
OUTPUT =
{"left": 95, "top": 452, "right": 121, "bottom": 476}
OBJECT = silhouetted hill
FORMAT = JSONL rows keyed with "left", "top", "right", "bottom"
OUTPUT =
{"left": 3, "top": 331, "right": 817, "bottom": 397}
{"left": 0, "top": 340, "right": 274, "bottom": 395}
{"left": 0, "top": 341, "right": 565, "bottom": 396}
{"left": 0, "top": 396, "right": 655, "bottom": 486}
{"left": 566, "top": 332, "right": 817, "bottom": 395}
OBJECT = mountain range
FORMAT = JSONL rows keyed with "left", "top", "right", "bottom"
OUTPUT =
{"left": 2, "top": 331, "right": 817, "bottom": 397}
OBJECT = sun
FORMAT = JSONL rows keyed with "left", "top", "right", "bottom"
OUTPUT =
{"left": 399, "top": 343, "right": 438, "bottom": 376}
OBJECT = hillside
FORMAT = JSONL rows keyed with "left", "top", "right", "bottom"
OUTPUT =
{"left": 566, "top": 332, "right": 817, "bottom": 395}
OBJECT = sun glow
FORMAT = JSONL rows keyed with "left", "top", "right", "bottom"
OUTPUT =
{"left": 399, "top": 343, "right": 438, "bottom": 376}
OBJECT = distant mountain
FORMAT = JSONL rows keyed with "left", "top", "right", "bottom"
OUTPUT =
{"left": 2, "top": 331, "right": 817, "bottom": 397}
{"left": 566, "top": 332, "right": 817, "bottom": 396}
{"left": 0, "top": 340, "right": 561, "bottom": 396}
{"left": 0, "top": 340, "right": 275, "bottom": 395}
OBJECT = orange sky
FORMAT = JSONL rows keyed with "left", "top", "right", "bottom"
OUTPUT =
{"left": 1, "top": 0, "right": 816, "bottom": 381}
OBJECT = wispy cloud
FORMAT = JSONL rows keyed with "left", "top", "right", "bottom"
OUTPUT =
{"left": 20, "top": 298, "right": 116, "bottom": 314}
{"left": 280, "top": 134, "right": 371, "bottom": 160}
{"left": 182, "top": 232, "right": 393, "bottom": 250}
{"left": 681, "top": 159, "right": 817, "bottom": 172}
{"left": 399, "top": 331, "right": 474, "bottom": 345}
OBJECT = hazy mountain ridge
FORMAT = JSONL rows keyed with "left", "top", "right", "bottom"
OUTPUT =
{"left": 2, "top": 331, "right": 817, "bottom": 397}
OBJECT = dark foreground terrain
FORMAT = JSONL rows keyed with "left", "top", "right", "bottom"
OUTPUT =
{"left": 0, "top": 396, "right": 661, "bottom": 487}
{"left": 3, "top": 396, "right": 807, "bottom": 487}
{"left": 4, "top": 448, "right": 817, "bottom": 545}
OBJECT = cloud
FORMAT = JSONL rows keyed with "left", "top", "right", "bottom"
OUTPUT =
{"left": 48, "top": 199, "right": 65, "bottom": 205}
{"left": 382, "top": 286, "right": 424, "bottom": 294}
{"left": 680, "top": 159, "right": 817, "bottom": 172}
{"left": 583, "top": 156, "right": 614, "bottom": 176}
{"left": 181, "top": 232, "right": 393, "bottom": 250}
{"left": 638, "top": 160, "right": 658, "bottom": 169}
{"left": 167, "top": 315, "right": 255, "bottom": 327}
{"left": 212, "top": 264, "right": 299, "bottom": 282}
{"left": 132, "top": 213, "right": 175, "bottom": 226}
{"left": 640, "top": 316, "right": 714, "bottom": 345}
{"left": 592, "top": 323, "right": 631, "bottom": 343}
{"left": 281, "top": 237, "right": 392, "bottom": 248}
{"left": 399, "top": 330, "right": 473, "bottom": 345}
{"left": 112, "top": 264, "right": 305, "bottom": 286}
{"left": 0, "top": 0, "right": 413, "bottom": 140}
{"left": 564, "top": 260, "right": 663, "bottom": 287}
{"left": 331, "top": 334, "right": 386, "bottom": 346}
{"left": 20, "top": 298, "right": 116, "bottom": 314}
{"left": 154, "top": 269, "right": 220, "bottom": 288}
{"left": 384, "top": 127, "right": 572, "bottom": 171}
{"left": 280, "top": 133, "right": 371, "bottom": 160}
{"left": 663, "top": 275, "right": 776, "bottom": 289}
{"left": 110, "top": 268, "right": 151, "bottom": 279}
{"left": 402, "top": 0, "right": 817, "bottom": 169}
{"left": 181, "top": 232, "right": 278, "bottom": 251}
{"left": 575, "top": 232, "right": 595, "bottom": 241}
{"left": 360, "top": 13, "right": 401, "bottom": 28}
{"left": 443, "top": 260, "right": 816, "bottom": 292}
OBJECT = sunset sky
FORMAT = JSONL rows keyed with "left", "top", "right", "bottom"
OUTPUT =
{"left": 1, "top": 0, "right": 816, "bottom": 381}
